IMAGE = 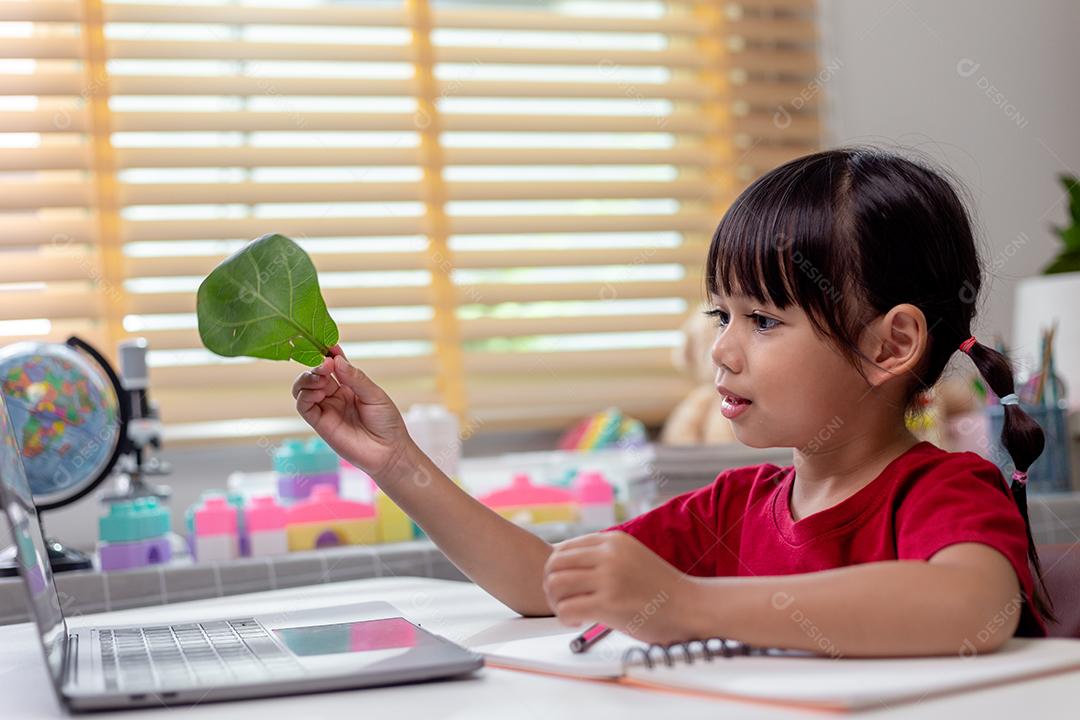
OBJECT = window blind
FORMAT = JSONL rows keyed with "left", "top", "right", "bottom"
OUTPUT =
{"left": 1, "top": 0, "right": 821, "bottom": 444}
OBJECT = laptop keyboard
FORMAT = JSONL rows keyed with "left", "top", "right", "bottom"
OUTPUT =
{"left": 97, "top": 618, "right": 304, "bottom": 691}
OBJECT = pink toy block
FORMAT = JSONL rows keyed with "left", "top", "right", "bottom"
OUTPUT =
{"left": 193, "top": 496, "right": 240, "bottom": 562}
{"left": 479, "top": 474, "right": 575, "bottom": 508}
{"left": 246, "top": 495, "right": 288, "bottom": 557}
{"left": 246, "top": 495, "right": 286, "bottom": 531}
{"left": 572, "top": 471, "right": 616, "bottom": 530}
{"left": 573, "top": 471, "right": 614, "bottom": 503}
{"left": 194, "top": 496, "right": 238, "bottom": 536}
{"left": 286, "top": 485, "right": 374, "bottom": 523}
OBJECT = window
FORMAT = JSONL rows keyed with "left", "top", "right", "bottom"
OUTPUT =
{"left": 1, "top": 0, "right": 820, "bottom": 444}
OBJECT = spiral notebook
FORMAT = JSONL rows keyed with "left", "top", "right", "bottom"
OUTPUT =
{"left": 474, "top": 624, "right": 1080, "bottom": 711}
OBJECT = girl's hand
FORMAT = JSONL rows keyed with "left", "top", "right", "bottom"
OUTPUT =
{"left": 291, "top": 345, "right": 412, "bottom": 481}
{"left": 542, "top": 531, "right": 696, "bottom": 643}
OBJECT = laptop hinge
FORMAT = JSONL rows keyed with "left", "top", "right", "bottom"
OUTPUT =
{"left": 63, "top": 633, "right": 78, "bottom": 687}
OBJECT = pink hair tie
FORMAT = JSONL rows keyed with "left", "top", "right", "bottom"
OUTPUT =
{"left": 1011, "top": 470, "right": 1028, "bottom": 486}
{"left": 958, "top": 336, "right": 977, "bottom": 354}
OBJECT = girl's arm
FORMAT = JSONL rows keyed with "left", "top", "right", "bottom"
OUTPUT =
{"left": 377, "top": 439, "right": 555, "bottom": 617}
{"left": 544, "top": 533, "right": 1020, "bottom": 656}
{"left": 293, "top": 352, "right": 554, "bottom": 617}
{"left": 681, "top": 542, "right": 1021, "bottom": 656}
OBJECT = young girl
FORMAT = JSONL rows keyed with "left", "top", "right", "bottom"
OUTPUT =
{"left": 291, "top": 147, "right": 1052, "bottom": 657}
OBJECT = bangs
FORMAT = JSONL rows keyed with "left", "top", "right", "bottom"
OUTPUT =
{"left": 705, "top": 151, "right": 862, "bottom": 341}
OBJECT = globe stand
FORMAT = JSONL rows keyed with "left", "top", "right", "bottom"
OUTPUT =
{"left": 100, "top": 454, "right": 172, "bottom": 506}
{"left": 0, "top": 516, "right": 92, "bottom": 577}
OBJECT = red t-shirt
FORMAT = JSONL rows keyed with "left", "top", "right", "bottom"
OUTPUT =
{"left": 609, "top": 440, "right": 1046, "bottom": 637}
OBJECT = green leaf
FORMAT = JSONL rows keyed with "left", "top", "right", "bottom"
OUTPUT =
{"left": 197, "top": 233, "right": 339, "bottom": 366}
{"left": 1044, "top": 248, "right": 1080, "bottom": 275}
{"left": 1061, "top": 174, "right": 1080, "bottom": 227}
{"left": 1054, "top": 223, "right": 1080, "bottom": 253}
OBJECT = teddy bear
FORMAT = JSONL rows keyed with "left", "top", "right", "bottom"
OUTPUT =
{"left": 660, "top": 308, "right": 738, "bottom": 445}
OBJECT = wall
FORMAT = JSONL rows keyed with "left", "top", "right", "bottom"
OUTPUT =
{"left": 818, "top": 0, "right": 1080, "bottom": 371}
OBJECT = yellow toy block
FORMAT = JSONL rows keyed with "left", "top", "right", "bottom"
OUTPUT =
{"left": 286, "top": 518, "right": 377, "bottom": 551}
{"left": 374, "top": 492, "right": 414, "bottom": 544}
{"left": 494, "top": 503, "right": 578, "bottom": 525}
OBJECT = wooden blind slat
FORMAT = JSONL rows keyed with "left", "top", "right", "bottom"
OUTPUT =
{"left": 125, "top": 243, "right": 706, "bottom": 279}
{"left": 117, "top": 179, "right": 716, "bottom": 207}
{"left": 107, "top": 144, "right": 816, "bottom": 170}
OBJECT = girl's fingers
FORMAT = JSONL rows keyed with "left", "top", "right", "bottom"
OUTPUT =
{"left": 292, "top": 370, "right": 329, "bottom": 399}
{"left": 554, "top": 595, "right": 599, "bottom": 627}
{"left": 544, "top": 545, "right": 600, "bottom": 573}
{"left": 543, "top": 568, "right": 596, "bottom": 604}
{"left": 295, "top": 388, "right": 327, "bottom": 411}
{"left": 332, "top": 355, "right": 389, "bottom": 405}
{"left": 312, "top": 355, "right": 335, "bottom": 376}
{"left": 553, "top": 533, "right": 606, "bottom": 551}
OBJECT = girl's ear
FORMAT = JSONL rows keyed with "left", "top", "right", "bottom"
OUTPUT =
{"left": 860, "top": 303, "right": 929, "bottom": 388}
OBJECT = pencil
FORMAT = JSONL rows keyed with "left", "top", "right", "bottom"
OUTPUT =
{"left": 570, "top": 623, "right": 612, "bottom": 654}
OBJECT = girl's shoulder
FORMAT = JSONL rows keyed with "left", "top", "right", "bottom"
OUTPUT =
{"left": 892, "top": 440, "right": 1009, "bottom": 493}
{"left": 713, "top": 461, "right": 792, "bottom": 500}
{"left": 887, "top": 442, "right": 1022, "bottom": 532}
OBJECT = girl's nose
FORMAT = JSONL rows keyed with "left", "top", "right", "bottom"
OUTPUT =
{"left": 710, "top": 327, "right": 743, "bottom": 375}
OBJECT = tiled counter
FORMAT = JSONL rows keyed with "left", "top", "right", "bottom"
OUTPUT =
{"left": 0, "top": 525, "right": 577, "bottom": 626}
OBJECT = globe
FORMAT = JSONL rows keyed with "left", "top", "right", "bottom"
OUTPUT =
{"left": 0, "top": 341, "right": 123, "bottom": 509}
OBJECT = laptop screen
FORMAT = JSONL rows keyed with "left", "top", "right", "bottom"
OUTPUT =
{"left": 0, "top": 391, "right": 67, "bottom": 689}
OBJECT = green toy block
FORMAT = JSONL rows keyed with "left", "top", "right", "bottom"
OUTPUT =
{"left": 99, "top": 497, "right": 171, "bottom": 544}
{"left": 273, "top": 437, "right": 339, "bottom": 476}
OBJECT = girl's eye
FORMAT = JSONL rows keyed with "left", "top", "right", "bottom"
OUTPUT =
{"left": 747, "top": 313, "right": 781, "bottom": 332}
{"left": 703, "top": 308, "right": 729, "bottom": 328}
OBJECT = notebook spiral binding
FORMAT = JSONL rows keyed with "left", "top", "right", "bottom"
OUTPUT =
{"left": 622, "top": 638, "right": 757, "bottom": 670}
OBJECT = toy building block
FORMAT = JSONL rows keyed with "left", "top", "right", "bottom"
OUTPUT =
{"left": 184, "top": 490, "right": 248, "bottom": 555}
{"left": 99, "top": 497, "right": 170, "bottom": 544}
{"left": 99, "top": 537, "right": 172, "bottom": 572}
{"left": 478, "top": 474, "right": 578, "bottom": 525}
{"left": 246, "top": 495, "right": 288, "bottom": 557}
{"left": 369, "top": 475, "right": 413, "bottom": 544}
{"left": 193, "top": 495, "right": 239, "bottom": 562}
{"left": 274, "top": 437, "right": 341, "bottom": 502}
{"left": 97, "top": 498, "right": 173, "bottom": 572}
{"left": 572, "top": 471, "right": 616, "bottom": 530}
{"left": 285, "top": 485, "right": 376, "bottom": 551}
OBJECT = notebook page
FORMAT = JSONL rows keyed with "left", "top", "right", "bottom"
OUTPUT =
{"left": 476, "top": 629, "right": 648, "bottom": 679}
{"left": 623, "top": 638, "right": 1080, "bottom": 710}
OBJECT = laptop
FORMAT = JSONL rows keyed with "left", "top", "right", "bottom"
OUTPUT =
{"left": 0, "top": 392, "right": 483, "bottom": 712}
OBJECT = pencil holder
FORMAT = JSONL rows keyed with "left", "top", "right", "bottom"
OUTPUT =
{"left": 985, "top": 400, "right": 1072, "bottom": 493}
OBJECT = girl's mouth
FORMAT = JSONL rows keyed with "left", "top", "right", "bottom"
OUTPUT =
{"left": 717, "top": 386, "right": 753, "bottom": 420}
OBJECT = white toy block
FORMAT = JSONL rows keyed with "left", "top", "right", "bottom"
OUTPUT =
{"left": 194, "top": 533, "right": 238, "bottom": 563}
{"left": 249, "top": 530, "right": 288, "bottom": 558}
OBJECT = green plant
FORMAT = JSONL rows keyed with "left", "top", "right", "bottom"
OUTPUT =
{"left": 197, "top": 233, "right": 339, "bottom": 366}
{"left": 1044, "top": 173, "right": 1080, "bottom": 274}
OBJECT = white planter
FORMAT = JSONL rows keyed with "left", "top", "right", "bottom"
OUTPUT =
{"left": 1013, "top": 271, "right": 1080, "bottom": 408}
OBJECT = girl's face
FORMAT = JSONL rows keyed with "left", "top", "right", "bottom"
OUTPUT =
{"left": 707, "top": 292, "right": 875, "bottom": 452}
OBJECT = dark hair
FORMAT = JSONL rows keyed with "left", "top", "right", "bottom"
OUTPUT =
{"left": 705, "top": 146, "right": 1053, "bottom": 622}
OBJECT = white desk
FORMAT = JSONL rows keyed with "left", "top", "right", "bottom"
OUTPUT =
{"left": 0, "top": 577, "right": 1076, "bottom": 719}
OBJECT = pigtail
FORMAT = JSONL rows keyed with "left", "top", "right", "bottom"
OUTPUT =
{"left": 963, "top": 339, "right": 1055, "bottom": 623}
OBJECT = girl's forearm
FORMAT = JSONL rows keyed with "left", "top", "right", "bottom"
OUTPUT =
{"left": 682, "top": 560, "right": 1019, "bottom": 657}
{"left": 375, "top": 440, "right": 554, "bottom": 617}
